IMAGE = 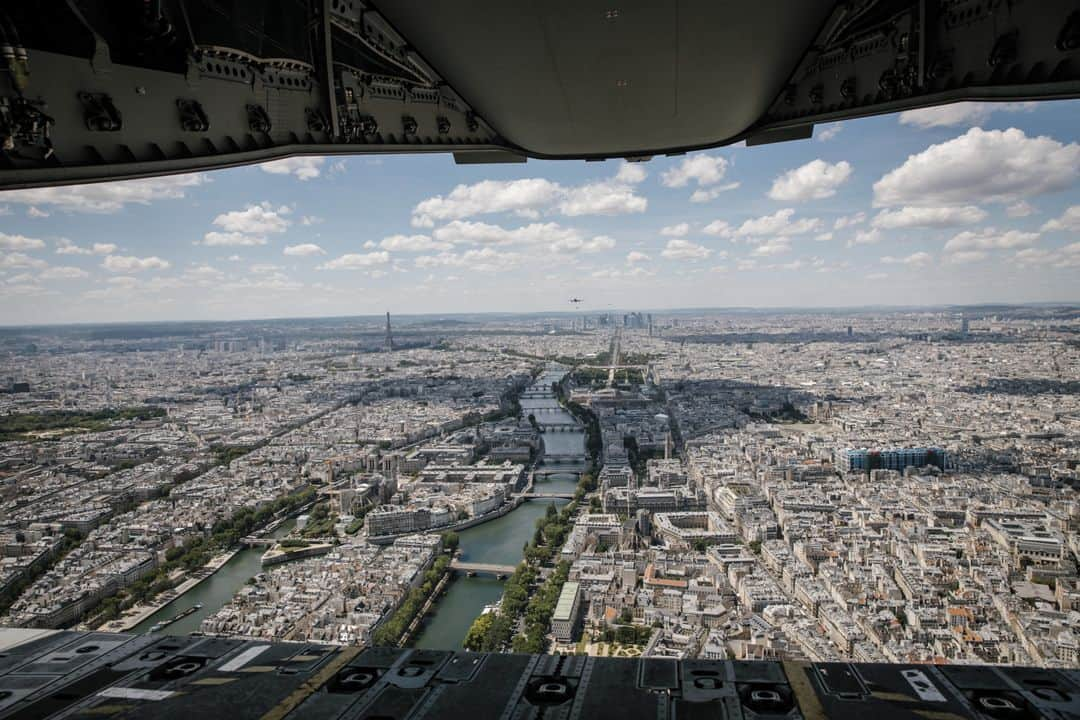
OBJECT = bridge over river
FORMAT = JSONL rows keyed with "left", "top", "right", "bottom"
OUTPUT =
{"left": 450, "top": 560, "right": 519, "bottom": 577}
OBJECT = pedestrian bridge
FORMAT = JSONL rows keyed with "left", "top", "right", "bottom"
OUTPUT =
{"left": 519, "top": 492, "right": 575, "bottom": 500}
{"left": 450, "top": 560, "right": 518, "bottom": 576}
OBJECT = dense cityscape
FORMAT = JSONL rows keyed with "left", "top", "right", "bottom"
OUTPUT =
{"left": 1, "top": 306, "right": 1078, "bottom": 669}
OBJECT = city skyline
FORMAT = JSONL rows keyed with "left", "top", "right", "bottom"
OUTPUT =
{"left": 0, "top": 99, "right": 1079, "bottom": 325}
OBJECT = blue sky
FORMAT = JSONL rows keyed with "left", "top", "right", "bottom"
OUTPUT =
{"left": 1, "top": 99, "right": 1079, "bottom": 325}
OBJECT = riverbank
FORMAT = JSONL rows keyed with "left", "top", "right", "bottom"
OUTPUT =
{"left": 410, "top": 367, "right": 586, "bottom": 649}
{"left": 96, "top": 548, "right": 239, "bottom": 633}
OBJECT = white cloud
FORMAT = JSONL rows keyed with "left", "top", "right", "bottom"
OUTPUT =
{"left": 379, "top": 234, "right": 451, "bottom": 252}
{"left": 317, "top": 251, "right": 391, "bottom": 270}
{"left": 1041, "top": 205, "right": 1080, "bottom": 232}
{"left": 0, "top": 233, "right": 45, "bottom": 251}
{"left": 0, "top": 253, "right": 47, "bottom": 269}
{"left": 283, "top": 243, "right": 326, "bottom": 256}
{"left": 814, "top": 232, "right": 833, "bottom": 241}
{"left": 200, "top": 202, "right": 290, "bottom": 246}
{"left": 300, "top": 215, "right": 324, "bottom": 226}
{"left": 873, "top": 128, "right": 1080, "bottom": 207}
{"left": 614, "top": 162, "right": 647, "bottom": 184}
{"left": 557, "top": 179, "right": 647, "bottom": 216}
{"left": 689, "top": 183, "right": 740, "bottom": 203}
{"left": 551, "top": 234, "right": 616, "bottom": 254}
{"left": 430, "top": 220, "right": 612, "bottom": 256}
{"left": 1006, "top": 202, "right": 1035, "bottom": 218}
{"left": 414, "top": 247, "right": 522, "bottom": 273}
{"left": 212, "top": 202, "right": 291, "bottom": 234}
{"left": 944, "top": 228, "right": 1040, "bottom": 252}
{"left": 626, "top": 251, "right": 650, "bottom": 264}
{"left": 411, "top": 167, "right": 646, "bottom": 226}
{"left": 871, "top": 205, "right": 986, "bottom": 229}
{"left": 769, "top": 159, "right": 852, "bottom": 202}
{"left": 0, "top": 174, "right": 206, "bottom": 213}
{"left": 411, "top": 178, "right": 562, "bottom": 227}
{"left": 816, "top": 124, "right": 843, "bottom": 142}
{"left": 201, "top": 232, "right": 268, "bottom": 247}
{"left": 848, "top": 228, "right": 884, "bottom": 246}
{"left": 720, "top": 208, "right": 823, "bottom": 240}
{"left": 881, "top": 251, "right": 932, "bottom": 267}
{"left": 702, "top": 220, "right": 732, "bottom": 237}
{"left": 897, "top": 101, "right": 1036, "bottom": 129}
{"left": 945, "top": 250, "right": 988, "bottom": 264}
{"left": 833, "top": 212, "right": 867, "bottom": 230}
{"left": 184, "top": 265, "right": 224, "bottom": 282}
{"left": 660, "top": 223, "right": 689, "bottom": 237}
{"left": 660, "top": 239, "right": 711, "bottom": 260}
{"left": 590, "top": 267, "right": 654, "bottom": 280}
{"left": 39, "top": 265, "right": 89, "bottom": 279}
{"left": 751, "top": 239, "right": 792, "bottom": 256}
{"left": 1013, "top": 242, "right": 1080, "bottom": 268}
{"left": 259, "top": 157, "right": 325, "bottom": 180}
{"left": 661, "top": 154, "right": 729, "bottom": 188}
{"left": 101, "top": 255, "right": 171, "bottom": 273}
{"left": 55, "top": 240, "right": 116, "bottom": 255}
{"left": 26, "top": 207, "right": 49, "bottom": 218}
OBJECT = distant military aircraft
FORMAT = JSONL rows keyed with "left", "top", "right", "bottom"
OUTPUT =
{"left": 570, "top": 298, "right": 583, "bottom": 304}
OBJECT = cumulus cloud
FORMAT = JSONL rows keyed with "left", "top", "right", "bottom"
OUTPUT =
{"left": 379, "top": 234, "right": 451, "bottom": 252}
{"left": 871, "top": 205, "right": 987, "bottom": 229}
{"left": 1006, "top": 202, "right": 1035, "bottom": 218}
{"left": 317, "top": 251, "right": 391, "bottom": 270}
{"left": 212, "top": 202, "right": 291, "bottom": 234}
{"left": 557, "top": 179, "right": 647, "bottom": 216}
{"left": 414, "top": 247, "right": 522, "bottom": 273}
{"left": 897, "top": 101, "right": 1036, "bottom": 128}
{"left": 873, "top": 128, "right": 1080, "bottom": 207}
{"left": 259, "top": 157, "right": 325, "bottom": 180}
{"left": 200, "top": 202, "right": 291, "bottom": 246}
{"left": 943, "top": 228, "right": 1040, "bottom": 252}
{"left": 768, "top": 159, "right": 852, "bottom": 202}
{"left": 101, "top": 255, "right": 171, "bottom": 273}
{"left": 751, "top": 239, "right": 792, "bottom": 256}
{"left": 429, "top": 220, "right": 613, "bottom": 256}
{"left": 848, "top": 228, "right": 884, "bottom": 246}
{"left": 0, "top": 253, "right": 47, "bottom": 270}
{"left": 614, "top": 161, "right": 647, "bottom": 184}
{"left": 201, "top": 232, "right": 268, "bottom": 247}
{"left": 816, "top": 124, "right": 843, "bottom": 141}
{"left": 39, "top": 265, "right": 89, "bottom": 280}
{"left": 1040, "top": 205, "right": 1080, "bottom": 232}
{"left": 945, "top": 250, "right": 988, "bottom": 264}
{"left": 706, "top": 208, "right": 822, "bottom": 241}
{"left": 626, "top": 251, "right": 650, "bottom": 264}
{"left": 660, "top": 239, "right": 711, "bottom": 260}
{"left": 55, "top": 240, "right": 116, "bottom": 255}
{"left": 0, "top": 174, "right": 206, "bottom": 213}
{"left": 283, "top": 243, "right": 326, "bottom": 256}
{"left": 0, "top": 233, "right": 45, "bottom": 251}
{"left": 689, "top": 183, "right": 740, "bottom": 203}
{"left": 660, "top": 223, "right": 690, "bottom": 237}
{"left": 409, "top": 165, "right": 648, "bottom": 226}
{"left": 590, "top": 267, "right": 654, "bottom": 280}
{"left": 412, "top": 179, "right": 561, "bottom": 227}
{"left": 1013, "top": 242, "right": 1080, "bottom": 268}
{"left": 881, "top": 251, "right": 932, "bottom": 267}
{"left": 833, "top": 212, "right": 867, "bottom": 230}
{"left": 661, "top": 154, "right": 729, "bottom": 188}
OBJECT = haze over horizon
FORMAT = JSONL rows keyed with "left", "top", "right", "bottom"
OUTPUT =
{"left": 2, "top": 99, "right": 1080, "bottom": 325}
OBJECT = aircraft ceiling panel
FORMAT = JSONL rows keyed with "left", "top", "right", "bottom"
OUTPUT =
{"left": 374, "top": 0, "right": 837, "bottom": 156}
